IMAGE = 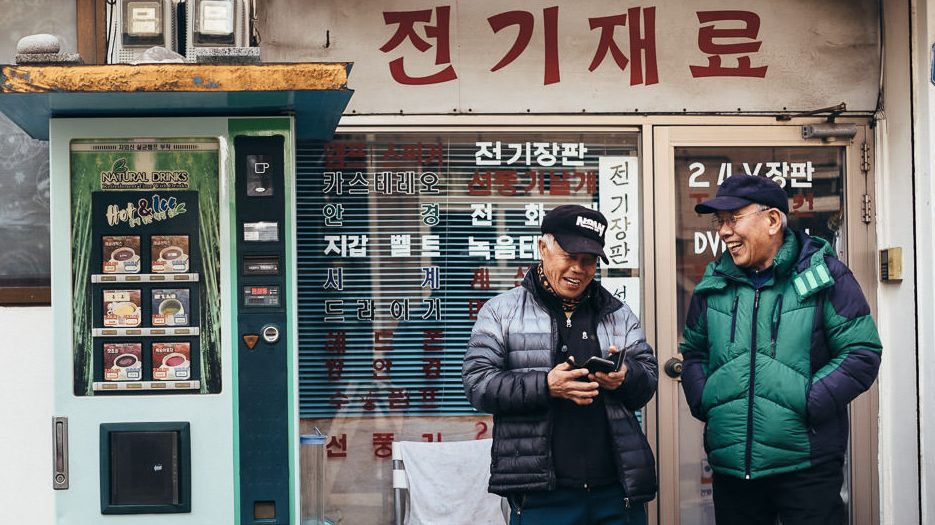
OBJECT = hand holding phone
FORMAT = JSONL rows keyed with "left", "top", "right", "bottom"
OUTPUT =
{"left": 586, "top": 345, "right": 628, "bottom": 373}
{"left": 586, "top": 346, "right": 629, "bottom": 390}
{"left": 583, "top": 356, "right": 617, "bottom": 374}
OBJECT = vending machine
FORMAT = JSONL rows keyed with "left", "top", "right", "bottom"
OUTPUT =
{"left": 46, "top": 116, "right": 299, "bottom": 524}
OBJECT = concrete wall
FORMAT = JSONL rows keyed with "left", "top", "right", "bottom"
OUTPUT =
{"left": 0, "top": 2, "right": 74, "bottom": 523}
{"left": 0, "top": 307, "right": 54, "bottom": 523}
{"left": 0, "top": 0, "right": 76, "bottom": 60}
{"left": 877, "top": 0, "right": 922, "bottom": 523}
{"left": 909, "top": 0, "right": 935, "bottom": 522}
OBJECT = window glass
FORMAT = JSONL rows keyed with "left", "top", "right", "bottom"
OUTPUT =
{"left": 297, "top": 132, "right": 640, "bottom": 417}
{"left": 295, "top": 131, "right": 641, "bottom": 525}
{"left": 0, "top": 113, "right": 51, "bottom": 303}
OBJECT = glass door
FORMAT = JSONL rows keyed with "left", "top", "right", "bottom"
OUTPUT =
{"left": 651, "top": 125, "right": 877, "bottom": 525}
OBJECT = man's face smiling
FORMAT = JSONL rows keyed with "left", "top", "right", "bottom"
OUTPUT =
{"left": 715, "top": 204, "right": 777, "bottom": 271}
{"left": 539, "top": 238, "right": 597, "bottom": 299}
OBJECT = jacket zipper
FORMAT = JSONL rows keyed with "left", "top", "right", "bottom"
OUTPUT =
{"left": 729, "top": 296, "right": 740, "bottom": 342}
{"left": 744, "top": 289, "right": 760, "bottom": 479}
{"left": 547, "top": 315, "right": 559, "bottom": 491}
{"left": 769, "top": 295, "right": 783, "bottom": 357}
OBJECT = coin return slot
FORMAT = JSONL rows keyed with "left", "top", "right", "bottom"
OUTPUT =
{"left": 261, "top": 325, "right": 280, "bottom": 344}
{"left": 254, "top": 501, "right": 276, "bottom": 520}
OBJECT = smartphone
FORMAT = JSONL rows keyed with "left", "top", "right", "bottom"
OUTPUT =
{"left": 583, "top": 356, "right": 616, "bottom": 374}
{"left": 613, "top": 346, "right": 628, "bottom": 371}
{"left": 583, "top": 348, "right": 629, "bottom": 374}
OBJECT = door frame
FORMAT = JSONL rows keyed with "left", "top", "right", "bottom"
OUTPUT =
{"left": 650, "top": 123, "right": 878, "bottom": 525}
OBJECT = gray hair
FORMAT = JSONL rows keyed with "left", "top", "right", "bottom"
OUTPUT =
{"left": 757, "top": 204, "right": 787, "bottom": 231}
{"left": 540, "top": 233, "right": 558, "bottom": 249}
{"left": 771, "top": 206, "right": 788, "bottom": 230}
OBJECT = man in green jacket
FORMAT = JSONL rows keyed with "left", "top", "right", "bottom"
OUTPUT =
{"left": 680, "top": 175, "right": 882, "bottom": 525}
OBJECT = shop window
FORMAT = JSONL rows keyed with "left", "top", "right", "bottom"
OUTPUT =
{"left": 295, "top": 131, "right": 641, "bottom": 418}
{"left": 0, "top": 114, "right": 51, "bottom": 305}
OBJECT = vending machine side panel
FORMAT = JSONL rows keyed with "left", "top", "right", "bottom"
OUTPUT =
{"left": 231, "top": 119, "right": 297, "bottom": 525}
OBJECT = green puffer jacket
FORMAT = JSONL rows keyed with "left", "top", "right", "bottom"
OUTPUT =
{"left": 680, "top": 230, "right": 882, "bottom": 479}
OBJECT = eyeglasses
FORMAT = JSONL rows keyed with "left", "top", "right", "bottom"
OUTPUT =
{"left": 711, "top": 207, "right": 771, "bottom": 229}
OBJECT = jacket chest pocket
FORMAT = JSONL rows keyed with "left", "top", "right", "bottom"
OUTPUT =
{"left": 768, "top": 295, "right": 784, "bottom": 357}
{"left": 729, "top": 296, "right": 740, "bottom": 342}
{"left": 769, "top": 296, "right": 818, "bottom": 365}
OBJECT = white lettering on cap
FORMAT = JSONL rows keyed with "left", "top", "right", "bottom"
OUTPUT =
{"left": 575, "top": 216, "right": 605, "bottom": 237}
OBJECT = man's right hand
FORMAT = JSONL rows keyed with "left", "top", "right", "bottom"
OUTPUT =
{"left": 548, "top": 361, "right": 599, "bottom": 405}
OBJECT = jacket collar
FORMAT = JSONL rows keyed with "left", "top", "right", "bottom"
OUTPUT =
{"left": 693, "top": 229, "right": 836, "bottom": 300}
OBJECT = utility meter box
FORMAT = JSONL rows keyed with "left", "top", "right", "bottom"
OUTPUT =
{"left": 111, "top": 0, "right": 180, "bottom": 63}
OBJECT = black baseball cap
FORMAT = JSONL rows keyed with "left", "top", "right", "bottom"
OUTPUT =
{"left": 541, "top": 205, "right": 609, "bottom": 263}
{"left": 695, "top": 175, "right": 789, "bottom": 214}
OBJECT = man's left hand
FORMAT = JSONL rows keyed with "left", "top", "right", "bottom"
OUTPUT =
{"left": 590, "top": 345, "right": 627, "bottom": 390}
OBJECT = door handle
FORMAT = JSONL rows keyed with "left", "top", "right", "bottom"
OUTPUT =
{"left": 53, "top": 417, "right": 68, "bottom": 489}
{"left": 663, "top": 357, "right": 683, "bottom": 379}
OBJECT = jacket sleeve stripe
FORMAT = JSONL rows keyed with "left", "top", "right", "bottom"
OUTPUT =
{"left": 794, "top": 277, "right": 808, "bottom": 296}
{"left": 805, "top": 271, "right": 819, "bottom": 289}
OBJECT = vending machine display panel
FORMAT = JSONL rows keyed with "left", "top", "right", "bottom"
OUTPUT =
{"left": 242, "top": 285, "right": 280, "bottom": 307}
{"left": 71, "top": 138, "right": 221, "bottom": 396}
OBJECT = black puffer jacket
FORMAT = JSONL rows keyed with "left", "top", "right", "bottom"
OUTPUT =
{"left": 462, "top": 272, "right": 658, "bottom": 503}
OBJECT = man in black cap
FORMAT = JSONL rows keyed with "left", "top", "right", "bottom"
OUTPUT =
{"left": 680, "top": 176, "right": 882, "bottom": 524}
{"left": 463, "top": 204, "right": 658, "bottom": 524}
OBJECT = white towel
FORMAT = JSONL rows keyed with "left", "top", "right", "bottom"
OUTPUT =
{"left": 397, "top": 439, "right": 506, "bottom": 525}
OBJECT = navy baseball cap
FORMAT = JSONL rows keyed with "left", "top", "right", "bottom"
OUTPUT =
{"left": 541, "top": 205, "right": 609, "bottom": 263}
{"left": 694, "top": 175, "right": 789, "bottom": 215}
